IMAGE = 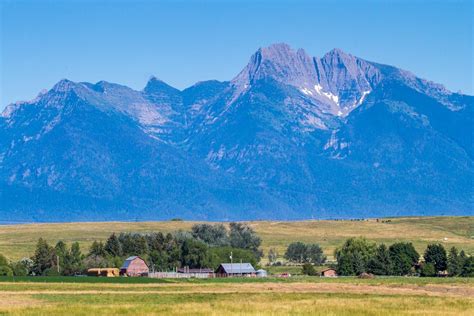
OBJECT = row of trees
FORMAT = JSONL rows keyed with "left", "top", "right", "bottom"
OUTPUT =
{"left": 0, "top": 223, "right": 263, "bottom": 276}
{"left": 335, "top": 237, "right": 473, "bottom": 277}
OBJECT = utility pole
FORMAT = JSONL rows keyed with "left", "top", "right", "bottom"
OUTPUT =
{"left": 230, "top": 251, "right": 233, "bottom": 277}
{"left": 57, "top": 255, "right": 60, "bottom": 274}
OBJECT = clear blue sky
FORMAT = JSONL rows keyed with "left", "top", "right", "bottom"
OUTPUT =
{"left": 1, "top": 0, "right": 472, "bottom": 110}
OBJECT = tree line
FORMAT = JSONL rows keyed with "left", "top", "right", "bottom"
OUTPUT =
{"left": 334, "top": 237, "right": 473, "bottom": 277}
{"left": 0, "top": 223, "right": 262, "bottom": 276}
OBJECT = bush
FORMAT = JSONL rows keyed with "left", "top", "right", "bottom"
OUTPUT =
{"left": 420, "top": 263, "right": 436, "bottom": 277}
{"left": 0, "top": 265, "right": 13, "bottom": 277}
{"left": 301, "top": 263, "right": 317, "bottom": 276}
{"left": 0, "top": 254, "right": 8, "bottom": 267}
{"left": 11, "top": 261, "right": 28, "bottom": 276}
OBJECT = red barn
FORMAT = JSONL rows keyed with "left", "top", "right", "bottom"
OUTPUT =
{"left": 120, "top": 256, "right": 149, "bottom": 276}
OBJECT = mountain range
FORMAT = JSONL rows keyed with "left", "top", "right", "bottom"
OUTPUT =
{"left": 1, "top": 43, "right": 473, "bottom": 221}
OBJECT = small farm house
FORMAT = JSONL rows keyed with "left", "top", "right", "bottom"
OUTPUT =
{"left": 120, "top": 256, "right": 149, "bottom": 276}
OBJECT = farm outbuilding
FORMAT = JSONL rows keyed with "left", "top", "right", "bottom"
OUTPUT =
{"left": 216, "top": 263, "right": 256, "bottom": 277}
{"left": 120, "top": 256, "right": 149, "bottom": 276}
{"left": 320, "top": 268, "right": 337, "bottom": 277}
{"left": 87, "top": 268, "right": 120, "bottom": 277}
{"left": 256, "top": 269, "right": 268, "bottom": 277}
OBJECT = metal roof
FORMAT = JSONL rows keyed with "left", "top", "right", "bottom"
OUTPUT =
{"left": 121, "top": 256, "right": 139, "bottom": 269}
{"left": 219, "top": 263, "right": 255, "bottom": 274}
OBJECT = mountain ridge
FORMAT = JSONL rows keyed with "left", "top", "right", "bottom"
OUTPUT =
{"left": 1, "top": 43, "right": 473, "bottom": 221}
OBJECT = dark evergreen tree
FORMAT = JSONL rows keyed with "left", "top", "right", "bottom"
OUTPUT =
{"left": 367, "top": 244, "right": 392, "bottom": 275}
{"left": 461, "top": 256, "right": 474, "bottom": 277}
{"left": 447, "top": 247, "right": 463, "bottom": 276}
{"left": 54, "top": 240, "right": 68, "bottom": 274}
{"left": 104, "top": 233, "right": 122, "bottom": 257}
{"left": 88, "top": 241, "right": 106, "bottom": 257}
{"left": 32, "top": 238, "right": 55, "bottom": 275}
{"left": 424, "top": 244, "right": 447, "bottom": 272}
{"left": 388, "top": 242, "right": 419, "bottom": 276}
{"left": 64, "top": 242, "right": 83, "bottom": 275}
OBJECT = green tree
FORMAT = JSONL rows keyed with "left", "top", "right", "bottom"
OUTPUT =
{"left": 32, "top": 238, "right": 55, "bottom": 276}
{"left": 284, "top": 242, "right": 308, "bottom": 263}
{"left": 367, "top": 244, "right": 392, "bottom": 275}
{"left": 461, "top": 257, "right": 474, "bottom": 277}
{"left": 191, "top": 224, "right": 229, "bottom": 247}
{"left": 63, "top": 242, "right": 83, "bottom": 275}
{"left": 10, "top": 261, "right": 28, "bottom": 276}
{"left": 208, "top": 247, "right": 258, "bottom": 270}
{"left": 307, "top": 244, "right": 326, "bottom": 265}
{"left": 420, "top": 263, "right": 436, "bottom": 277}
{"left": 149, "top": 250, "right": 170, "bottom": 271}
{"left": 335, "top": 237, "right": 376, "bottom": 276}
{"left": 105, "top": 233, "right": 122, "bottom": 257}
{"left": 54, "top": 240, "right": 68, "bottom": 274}
{"left": 447, "top": 247, "right": 463, "bottom": 276}
{"left": 389, "top": 242, "right": 419, "bottom": 276}
{"left": 180, "top": 238, "right": 211, "bottom": 268}
{"left": 301, "top": 263, "right": 317, "bottom": 276}
{"left": 424, "top": 244, "right": 447, "bottom": 272}
{"left": 88, "top": 241, "right": 107, "bottom": 257}
{"left": 0, "top": 254, "right": 8, "bottom": 267}
{"left": 229, "top": 223, "right": 262, "bottom": 259}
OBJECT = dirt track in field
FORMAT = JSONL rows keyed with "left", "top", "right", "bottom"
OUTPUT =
{"left": 1, "top": 282, "right": 473, "bottom": 306}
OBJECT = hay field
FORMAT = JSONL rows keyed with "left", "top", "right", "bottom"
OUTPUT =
{"left": 0, "top": 277, "right": 473, "bottom": 315}
{"left": 0, "top": 216, "right": 472, "bottom": 261}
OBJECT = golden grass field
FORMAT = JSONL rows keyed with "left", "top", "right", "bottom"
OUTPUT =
{"left": 0, "top": 277, "right": 473, "bottom": 315}
{"left": 0, "top": 216, "right": 473, "bottom": 315}
{"left": 0, "top": 216, "right": 472, "bottom": 261}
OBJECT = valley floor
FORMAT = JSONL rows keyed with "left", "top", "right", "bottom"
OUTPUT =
{"left": 0, "top": 277, "right": 473, "bottom": 315}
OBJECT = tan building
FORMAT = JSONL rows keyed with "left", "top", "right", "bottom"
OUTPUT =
{"left": 320, "top": 268, "right": 337, "bottom": 277}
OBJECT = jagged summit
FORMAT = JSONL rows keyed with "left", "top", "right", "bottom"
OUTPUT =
{"left": 144, "top": 76, "right": 181, "bottom": 95}
{"left": 232, "top": 43, "right": 381, "bottom": 116}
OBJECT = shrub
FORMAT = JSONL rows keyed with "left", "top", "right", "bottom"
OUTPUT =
{"left": 0, "top": 265, "right": 13, "bottom": 277}
{"left": 420, "top": 263, "right": 436, "bottom": 277}
{"left": 301, "top": 263, "right": 317, "bottom": 276}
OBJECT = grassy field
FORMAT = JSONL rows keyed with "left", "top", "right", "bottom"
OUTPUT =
{"left": 0, "top": 217, "right": 473, "bottom": 315}
{"left": 0, "top": 216, "right": 472, "bottom": 262}
{"left": 0, "top": 276, "right": 473, "bottom": 315}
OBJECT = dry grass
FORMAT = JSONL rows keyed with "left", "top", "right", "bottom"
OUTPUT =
{"left": 0, "top": 280, "right": 473, "bottom": 315}
{"left": 0, "top": 216, "right": 472, "bottom": 261}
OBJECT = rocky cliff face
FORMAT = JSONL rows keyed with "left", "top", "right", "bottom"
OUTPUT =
{"left": 1, "top": 43, "right": 472, "bottom": 221}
